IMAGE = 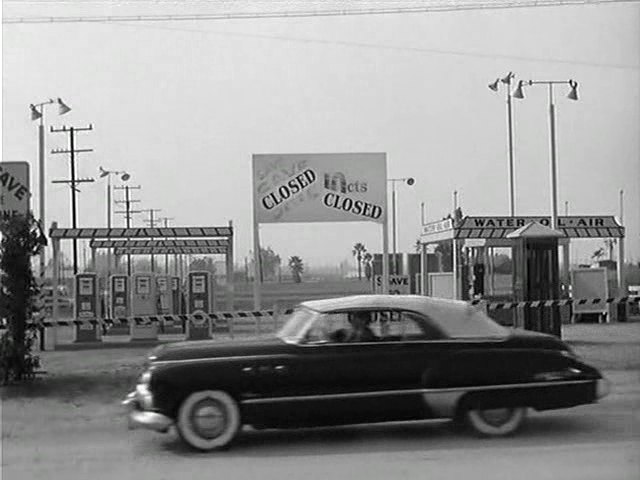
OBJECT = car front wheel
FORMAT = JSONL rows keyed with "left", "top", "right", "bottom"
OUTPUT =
{"left": 464, "top": 406, "right": 527, "bottom": 437}
{"left": 176, "top": 390, "right": 241, "bottom": 451}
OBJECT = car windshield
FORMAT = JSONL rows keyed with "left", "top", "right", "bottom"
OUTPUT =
{"left": 276, "top": 307, "right": 318, "bottom": 342}
{"left": 430, "top": 304, "right": 508, "bottom": 338}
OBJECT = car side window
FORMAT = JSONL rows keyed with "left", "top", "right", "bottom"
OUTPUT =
{"left": 369, "top": 311, "right": 444, "bottom": 342}
{"left": 400, "top": 311, "right": 445, "bottom": 341}
{"left": 305, "top": 312, "right": 351, "bottom": 343}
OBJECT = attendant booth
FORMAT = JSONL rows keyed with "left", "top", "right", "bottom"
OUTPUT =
{"left": 508, "top": 222, "right": 563, "bottom": 337}
{"left": 417, "top": 215, "right": 626, "bottom": 335}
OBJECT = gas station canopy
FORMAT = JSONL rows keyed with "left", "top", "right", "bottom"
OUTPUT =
{"left": 50, "top": 226, "right": 233, "bottom": 239}
{"left": 420, "top": 216, "right": 624, "bottom": 244}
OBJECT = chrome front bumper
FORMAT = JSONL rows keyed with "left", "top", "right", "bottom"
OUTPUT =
{"left": 122, "top": 391, "right": 173, "bottom": 433}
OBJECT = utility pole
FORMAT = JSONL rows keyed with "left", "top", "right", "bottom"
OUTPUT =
{"left": 114, "top": 184, "right": 142, "bottom": 275}
{"left": 142, "top": 208, "right": 162, "bottom": 272}
{"left": 158, "top": 216, "right": 174, "bottom": 274}
{"left": 50, "top": 124, "right": 94, "bottom": 275}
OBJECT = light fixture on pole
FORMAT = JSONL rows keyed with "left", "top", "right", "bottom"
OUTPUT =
{"left": 489, "top": 71, "right": 517, "bottom": 216}
{"left": 513, "top": 78, "right": 579, "bottom": 230}
{"left": 30, "top": 97, "right": 71, "bottom": 280}
{"left": 98, "top": 167, "right": 130, "bottom": 277}
{"left": 388, "top": 177, "right": 415, "bottom": 275}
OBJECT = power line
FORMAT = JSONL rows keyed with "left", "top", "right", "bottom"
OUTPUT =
{"left": 107, "top": 20, "right": 640, "bottom": 71}
{"left": 3, "top": 0, "right": 639, "bottom": 24}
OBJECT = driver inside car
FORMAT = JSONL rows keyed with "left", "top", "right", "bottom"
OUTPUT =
{"left": 346, "top": 312, "right": 377, "bottom": 342}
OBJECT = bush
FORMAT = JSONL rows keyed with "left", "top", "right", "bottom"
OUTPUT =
{"left": 0, "top": 213, "right": 45, "bottom": 385}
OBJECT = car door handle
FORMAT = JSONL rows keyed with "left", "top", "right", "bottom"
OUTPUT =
{"left": 274, "top": 365, "right": 288, "bottom": 375}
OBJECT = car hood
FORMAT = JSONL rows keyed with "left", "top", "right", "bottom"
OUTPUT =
{"left": 147, "top": 336, "right": 292, "bottom": 362}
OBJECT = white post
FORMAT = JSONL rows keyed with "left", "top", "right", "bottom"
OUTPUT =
{"left": 226, "top": 220, "right": 234, "bottom": 311}
{"left": 252, "top": 209, "right": 262, "bottom": 310}
{"left": 420, "top": 243, "right": 428, "bottom": 296}
{"left": 617, "top": 237, "right": 626, "bottom": 295}
{"left": 382, "top": 214, "right": 390, "bottom": 294}
{"left": 452, "top": 238, "right": 458, "bottom": 300}
{"left": 51, "top": 227, "right": 60, "bottom": 349}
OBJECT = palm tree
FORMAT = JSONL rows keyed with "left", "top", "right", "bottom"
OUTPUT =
{"left": 363, "top": 252, "right": 373, "bottom": 281}
{"left": 288, "top": 256, "right": 304, "bottom": 283}
{"left": 352, "top": 242, "right": 367, "bottom": 280}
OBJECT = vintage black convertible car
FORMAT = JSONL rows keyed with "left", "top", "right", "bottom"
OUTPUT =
{"left": 123, "top": 295, "right": 610, "bottom": 451}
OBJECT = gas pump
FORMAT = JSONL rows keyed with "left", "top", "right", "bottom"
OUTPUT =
{"left": 156, "top": 276, "right": 173, "bottom": 314}
{"left": 74, "top": 273, "right": 101, "bottom": 342}
{"left": 186, "top": 271, "right": 213, "bottom": 340}
{"left": 109, "top": 274, "right": 130, "bottom": 335}
{"left": 110, "top": 275, "right": 130, "bottom": 318}
{"left": 509, "top": 223, "right": 563, "bottom": 337}
{"left": 157, "top": 275, "right": 180, "bottom": 334}
{"left": 130, "top": 272, "right": 158, "bottom": 340}
{"left": 171, "top": 277, "right": 181, "bottom": 314}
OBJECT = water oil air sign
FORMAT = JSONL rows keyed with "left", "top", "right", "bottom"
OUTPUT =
{"left": 0, "top": 162, "right": 30, "bottom": 220}
{"left": 253, "top": 153, "right": 387, "bottom": 224}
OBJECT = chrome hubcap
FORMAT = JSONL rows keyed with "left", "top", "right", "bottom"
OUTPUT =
{"left": 478, "top": 408, "right": 513, "bottom": 426}
{"left": 192, "top": 400, "right": 227, "bottom": 439}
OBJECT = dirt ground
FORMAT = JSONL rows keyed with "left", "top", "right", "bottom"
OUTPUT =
{"left": 1, "top": 322, "right": 639, "bottom": 480}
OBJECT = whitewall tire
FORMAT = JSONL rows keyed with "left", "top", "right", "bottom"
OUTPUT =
{"left": 465, "top": 407, "right": 527, "bottom": 437}
{"left": 177, "top": 390, "right": 241, "bottom": 451}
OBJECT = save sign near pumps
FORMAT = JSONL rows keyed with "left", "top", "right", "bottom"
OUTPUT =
{"left": 0, "top": 162, "right": 30, "bottom": 220}
{"left": 373, "top": 275, "right": 410, "bottom": 295}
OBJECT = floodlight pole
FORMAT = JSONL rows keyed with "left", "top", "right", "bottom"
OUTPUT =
{"left": 30, "top": 98, "right": 70, "bottom": 281}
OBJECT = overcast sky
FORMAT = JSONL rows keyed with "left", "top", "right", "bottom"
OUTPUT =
{"left": 2, "top": 1, "right": 639, "bottom": 268}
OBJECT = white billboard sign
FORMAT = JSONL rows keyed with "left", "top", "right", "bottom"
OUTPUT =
{"left": 252, "top": 153, "right": 387, "bottom": 224}
{"left": 0, "top": 162, "right": 31, "bottom": 220}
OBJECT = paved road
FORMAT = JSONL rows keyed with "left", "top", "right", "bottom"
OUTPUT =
{"left": 2, "top": 370, "right": 638, "bottom": 480}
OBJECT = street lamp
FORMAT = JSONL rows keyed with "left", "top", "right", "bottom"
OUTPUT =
{"left": 29, "top": 98, "right": 71, "bottom": 279}
{"left": 513, "top": 79, "right": 578, "bottom": 230}
{"left": 388, "top": 177, "right": 415, "bottom": 275}
{"left": 99, "top": 167, "right": 130, "bottom": 276}
{"left": 489, "top": 71, "right": 517, "bottom": 216}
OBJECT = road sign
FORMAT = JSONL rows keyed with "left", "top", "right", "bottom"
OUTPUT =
{"left": 0, "top": 162, "right": 30, "bottom": 219}
{"left": 373, "top": 274, "right": 410, "bottom": 295}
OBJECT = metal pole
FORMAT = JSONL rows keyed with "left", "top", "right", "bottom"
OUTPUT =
{"left": 548, "top": 84, "right": 559, "bottom": 230}
{"left": 38, "top": 121, "right": 46, "bottom": 280}
{"left": 125, "top": 185, "right": 131, "bottom": 276}
{"left": 391, "top": 183, "right": 397, "bottom": 275}
{"left": 106, "top": 175, "right": 112, "bottom": 279}
{"left": 69, "top": 127, "right": 78, "bottom": 275}
{"left": 506, "top": 87, "right": 516, "bottom": 216}
{"left": 619, "top": 189, "right": 624, "bottom": 224}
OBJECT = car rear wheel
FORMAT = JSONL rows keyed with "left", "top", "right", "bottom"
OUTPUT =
{"left": 176, "top": 390, "right": 241, "bottom": 451}
{"left": 464, "top": 406, "right": 527, "bottom": 437}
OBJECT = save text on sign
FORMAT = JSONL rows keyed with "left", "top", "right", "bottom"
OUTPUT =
{"left": 0, "top": 162, "right": 31, "bottom": 219}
